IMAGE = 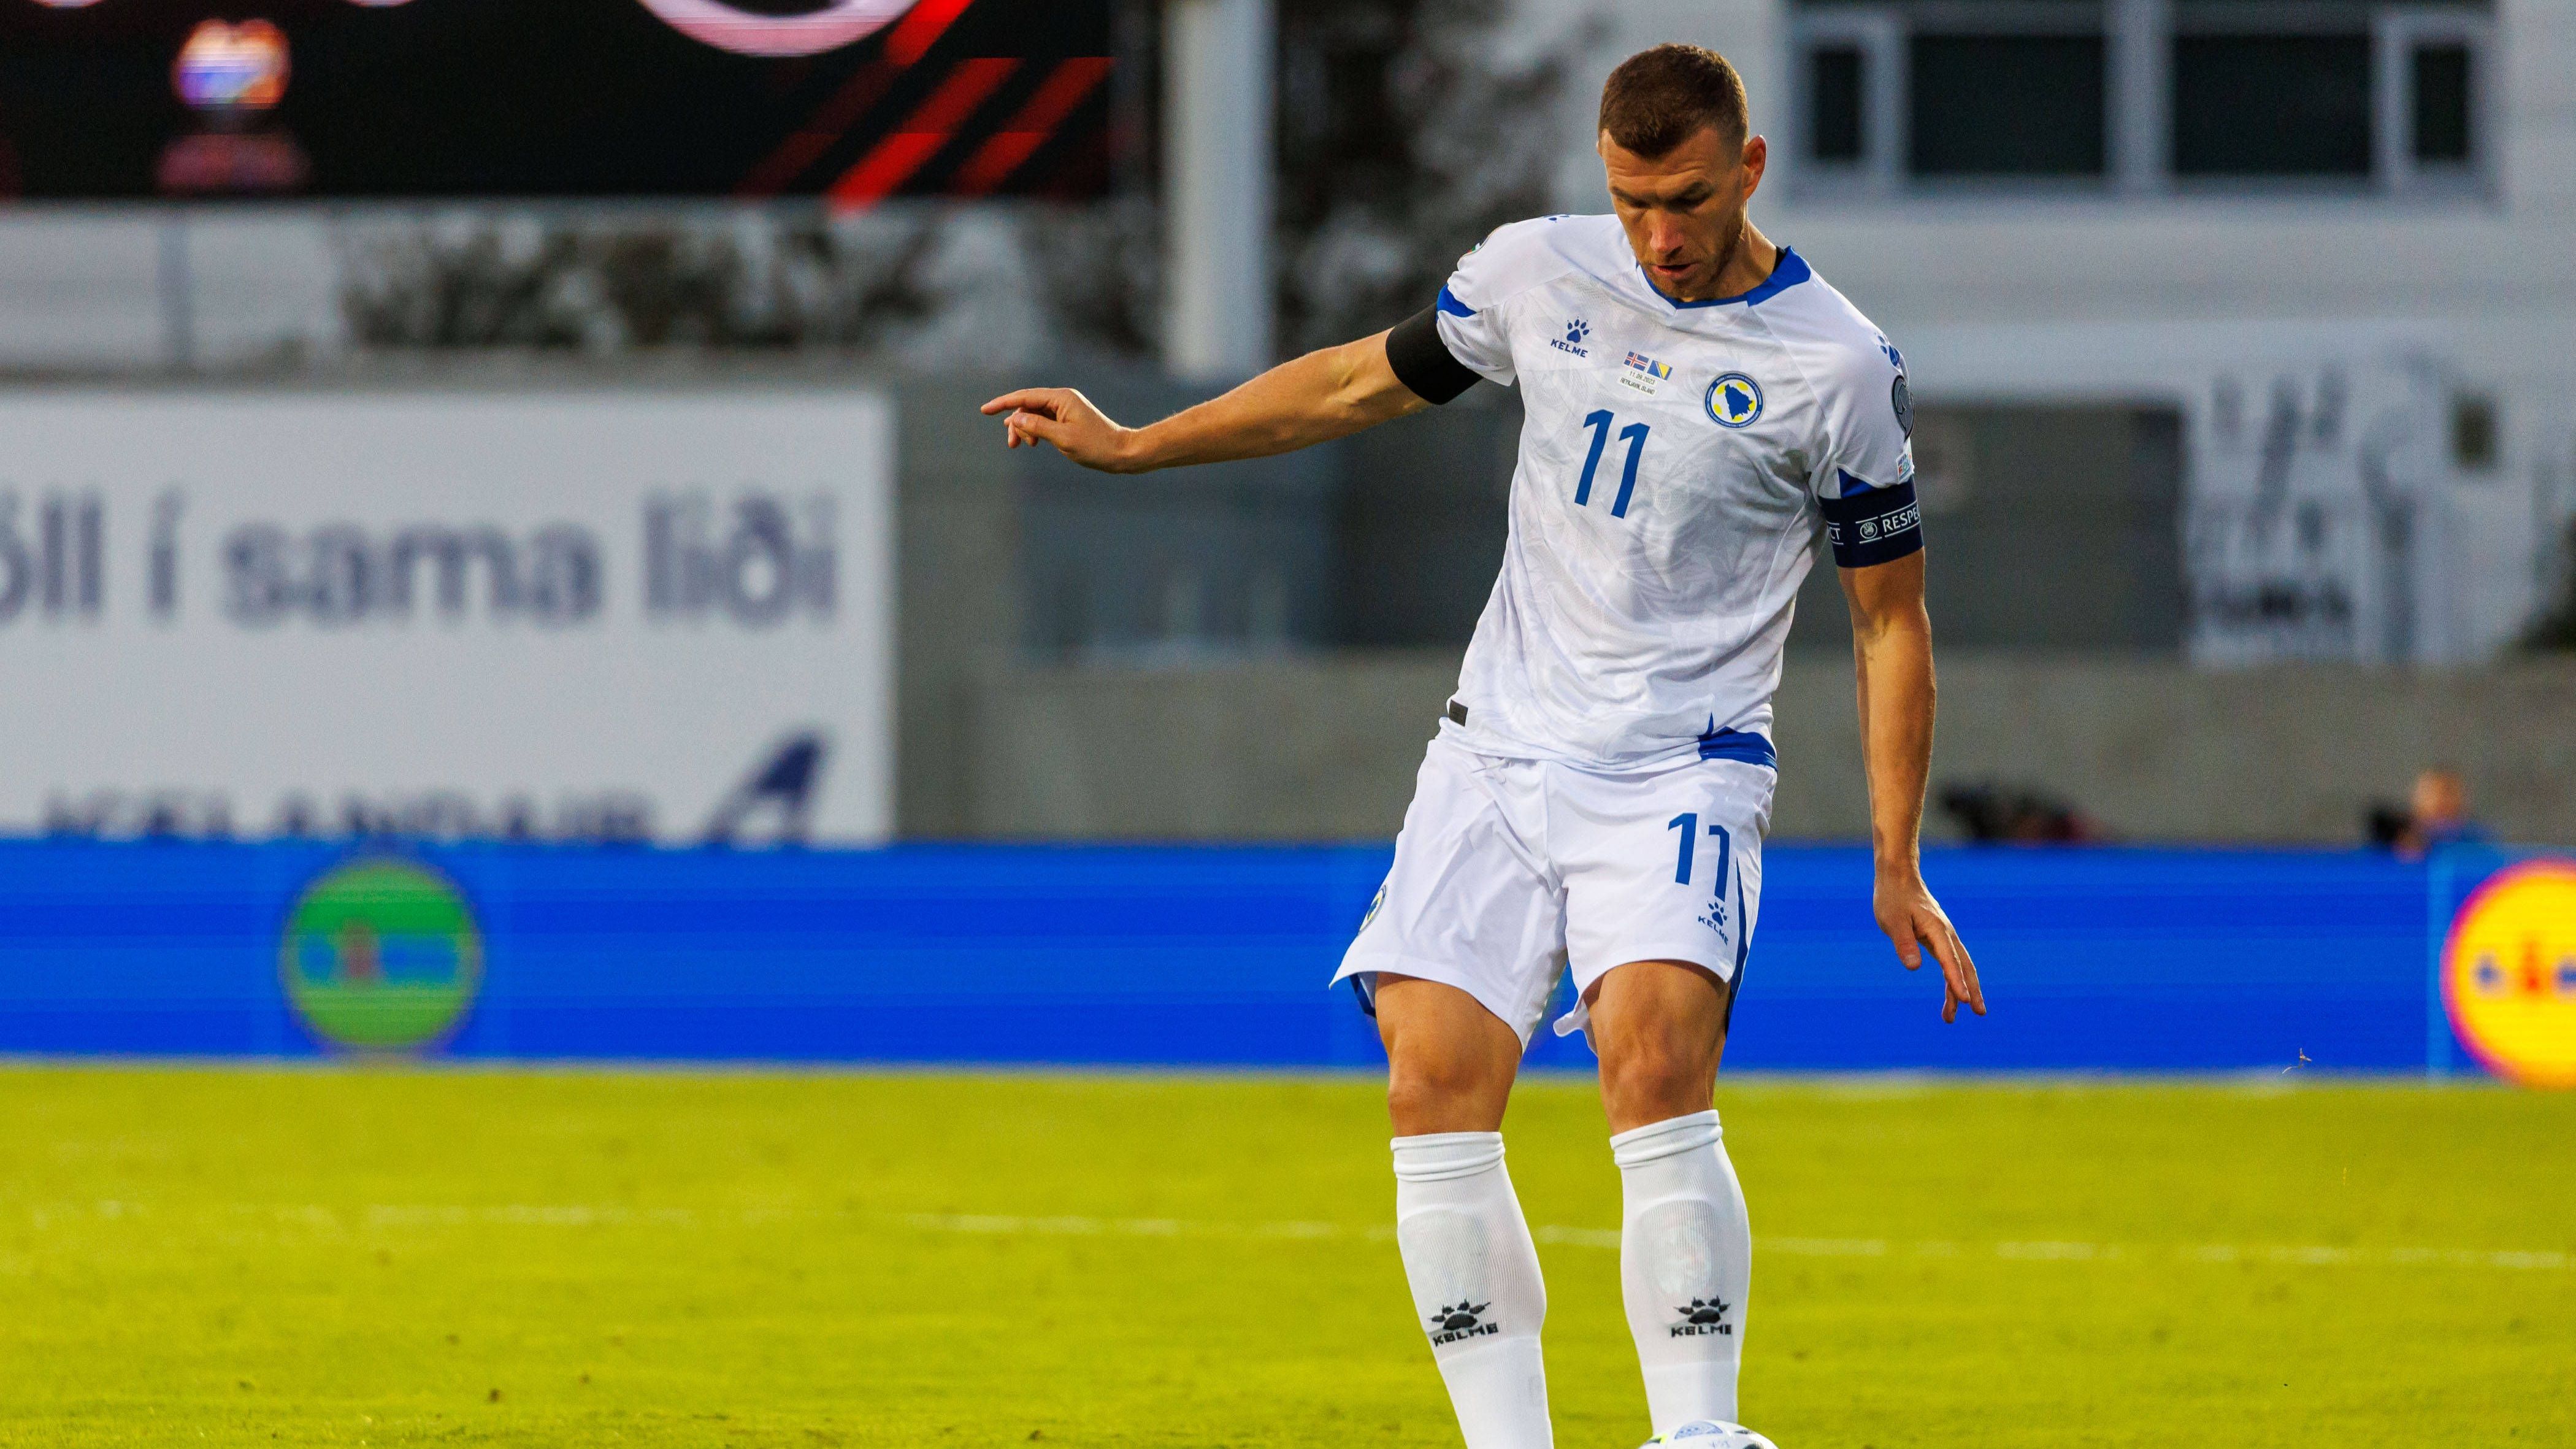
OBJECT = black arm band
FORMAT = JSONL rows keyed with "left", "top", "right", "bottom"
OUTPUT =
{"left": 1385, "top": 306, "right": 1482, "bottom": 405}
{"left": 1820, "top": 477, "right": 1925, "bottom": 569}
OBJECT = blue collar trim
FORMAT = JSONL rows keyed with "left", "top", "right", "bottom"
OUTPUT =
{"left": 1640, "top": 245, "right": 1811, "bottom": 310}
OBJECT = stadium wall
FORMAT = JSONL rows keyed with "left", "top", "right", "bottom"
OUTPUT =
{"left": 931, "top": 653, "right": 2576, "bottom": 847}
{"left": 0, "top": 838, "right": 2529, "bottom": 1076}
{"left": 884, "top": 373, "right": 2576, "bottom": 848}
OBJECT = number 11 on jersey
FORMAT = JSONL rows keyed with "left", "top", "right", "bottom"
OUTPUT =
{"left": 1668, "top": 812, "right": 1732, "bottom": 894}
{"left": 1576, "top": 410, "right": 1650, "bottom": 518}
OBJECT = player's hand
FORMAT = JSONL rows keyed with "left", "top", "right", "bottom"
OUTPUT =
{"left": 1875, "top": 866, "right": 1985, "bottom": 1023}
{"left": 979, "top": 387, "right": 1145, "bottom": 473}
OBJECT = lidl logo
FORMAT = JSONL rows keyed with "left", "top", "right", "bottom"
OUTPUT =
{"left": 280, "top": 859, "right": 483, "bottom": 1051}
{"left": 2442, "top": 859, "right": 2576, "bottom": 1088}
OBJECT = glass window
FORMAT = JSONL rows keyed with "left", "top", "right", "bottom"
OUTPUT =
{"left": 2171, "top": 34, "right": 2372, "bottom": 176}
{"left": 2412, "top": 42, "right": 2472, "bottom": 164}
{"left": 1809, "top": 45, "right": 1866, "bottom": 164}
{"left": 2451, "top": 394, "right": 2497, "bottom": 471}
{"left": 1909, "top": 34, "right": 2107, "bottom": 176}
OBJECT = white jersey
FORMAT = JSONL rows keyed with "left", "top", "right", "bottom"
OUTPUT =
{"left": 1424, "top": 213, "right": 1920, "bottom": 769}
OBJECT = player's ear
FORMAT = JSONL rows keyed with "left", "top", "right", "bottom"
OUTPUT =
{"left": 1737, "top": 134, "right": 1768, "bottom": 197}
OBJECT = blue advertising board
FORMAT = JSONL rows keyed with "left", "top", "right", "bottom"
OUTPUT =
{"left": 0, "top": 839, "right": 2543, "bottom": 1073}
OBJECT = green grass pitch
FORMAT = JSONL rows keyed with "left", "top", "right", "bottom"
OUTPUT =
{"left": 2, "top": 1067, "right": 2570, "bottom": 1448}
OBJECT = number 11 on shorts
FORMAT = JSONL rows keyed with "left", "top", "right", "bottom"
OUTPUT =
{"left": 1668, "top": 812, "right": 1731, "bottom": 893}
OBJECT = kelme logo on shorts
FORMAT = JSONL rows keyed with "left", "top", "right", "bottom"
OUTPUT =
{"left": 280, "top": 859, "right": 483, "bottom": 1051}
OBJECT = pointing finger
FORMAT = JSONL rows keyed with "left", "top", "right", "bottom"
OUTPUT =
{"left": 981, "top": 389, "right": 1059, "bottom": 417}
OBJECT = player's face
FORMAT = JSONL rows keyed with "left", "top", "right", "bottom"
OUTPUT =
{"left": 1599, "top": 125, "right": 1766, "bottom": 302}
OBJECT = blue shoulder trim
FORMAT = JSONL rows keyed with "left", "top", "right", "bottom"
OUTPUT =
{"left": 1641, "top": 246, "right": 1813, "bottom": 310}
{"left": 1435, "top": 285, "right": 1477, "bottom": 318}
{"left": 1697, "top": 728, "right": 1778, "bottom": 769}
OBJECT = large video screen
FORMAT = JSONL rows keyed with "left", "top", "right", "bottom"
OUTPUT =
{"left": 0, "top": 0, "right": 1117, "bottom": 200}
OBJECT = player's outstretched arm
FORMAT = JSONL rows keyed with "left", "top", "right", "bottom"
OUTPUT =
{"left": 979, "top": 330, "right": 1431, "bottom": 474}
{"left": 1841, "top": 553, "right": 1987, "bottom": 1023}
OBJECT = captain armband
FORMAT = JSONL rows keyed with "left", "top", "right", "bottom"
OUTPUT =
{"left": 1385, "top": 306, "right": 1483, "bottom": 405}
{"left": 1819, "top": 473, "right": 1925, "bottom": 569}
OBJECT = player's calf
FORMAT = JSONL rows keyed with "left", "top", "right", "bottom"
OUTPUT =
{"left": 1590, "top": 961, "right": 1752, "bottom": 1435}
{"left": 1612, "top": 1109, "right": 1752, "bottom": 1436}
{"left": 1393, "top": 1131, "right": 1555, "bottom": 1449}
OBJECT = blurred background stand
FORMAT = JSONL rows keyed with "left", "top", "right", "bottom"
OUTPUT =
{"left": 0, "top": 0, "right": 2570, "bottom": 850}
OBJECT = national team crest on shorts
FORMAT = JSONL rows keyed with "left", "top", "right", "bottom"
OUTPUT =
{"left": 1704, "top": 373, "right": 1763, "bottom": 429}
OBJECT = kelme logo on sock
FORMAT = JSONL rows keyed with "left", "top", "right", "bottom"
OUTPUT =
{"left": 1671, "top": 1296, "right": 1733, "bottom": 1337}
{"left": 1427, "top": 1301, "right": 1499, "bottom": 1346}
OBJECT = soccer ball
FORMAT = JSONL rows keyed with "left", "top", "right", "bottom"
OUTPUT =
{"left": 1644, "top": 1422, "right": 1779, "bottom": 1448}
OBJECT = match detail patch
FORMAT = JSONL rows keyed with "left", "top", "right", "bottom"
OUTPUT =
{"left": 1820, "top": 474, "right": 1923, "bottom": 569}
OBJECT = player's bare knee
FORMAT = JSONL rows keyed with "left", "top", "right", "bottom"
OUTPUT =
{"left": 1384, "top": 1037, "right": 1514, "bottom": 1133}
{"left": 1599, "top": 1032, "right": 1719, "bottom": 1126}
{"left": 1387, "top": 1050, "right": 1504, "bottom": 1117}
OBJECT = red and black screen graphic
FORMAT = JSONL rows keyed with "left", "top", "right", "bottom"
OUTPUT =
{"left": 0, "top": 0, "right": 1117, "bottom": 201}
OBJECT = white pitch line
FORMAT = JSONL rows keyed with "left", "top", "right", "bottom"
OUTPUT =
{"left": 888, "top": 1212, "right": 2569, "bottom": 1274}
{"left": 15, "top": 1200, "right": 2569, "bottom": 1274}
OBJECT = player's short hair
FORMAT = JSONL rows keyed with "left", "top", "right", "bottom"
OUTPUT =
{"left": 1598, "top": 44, "right": 1749, "bottom": 158}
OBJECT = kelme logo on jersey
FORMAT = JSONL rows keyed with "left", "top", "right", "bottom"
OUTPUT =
{"left": 1554, "top": 318, "right": 1591, "bottom": 357}
{"left": 1705, "top": 373, "right": 1763, "bottom": 429}
{"left": 279, "top": 858, "right": 483, "bottom": 1051}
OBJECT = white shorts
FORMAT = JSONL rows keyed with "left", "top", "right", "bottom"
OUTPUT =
{"left": 1334, "top": 731, "right": 1776, "bottom": 1045}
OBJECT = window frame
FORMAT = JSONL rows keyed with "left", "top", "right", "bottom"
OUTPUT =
{"left": 2377, "top": 5, "right": 2497, "bottom": 198}
{"left": 1784, "top": 0, "right": 2497, "bottom": 201}
{"left": 1788, "top": 4, "right": 1906, "bottom": 198}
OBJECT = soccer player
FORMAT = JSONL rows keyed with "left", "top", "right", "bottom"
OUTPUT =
{"left": 983, "top": 42, "right": 1984, "bottom": 1449}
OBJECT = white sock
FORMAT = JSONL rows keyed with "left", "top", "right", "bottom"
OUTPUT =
{"left": 1392, "top": 1132, "right": 1553, "bottom": 1449}
{"left": 1612, "top": 1110, "right": 1750, "bottom": 1434}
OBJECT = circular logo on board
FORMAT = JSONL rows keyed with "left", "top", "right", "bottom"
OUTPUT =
{"left": 1704, "top": 373, "right": 1763, "bottom": 429}
{"left": 2442, "top": 859, "right": 2576, "bottom": 1088}
{"left": 280, "top": 859, "right": 483, "bottom": 1051}
{"left": 631, "top": 0, "right": 916, "bottom": 57}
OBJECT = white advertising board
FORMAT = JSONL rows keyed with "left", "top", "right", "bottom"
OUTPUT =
{"left": 0, "top": 390, "right": 895, "bottom": 844}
